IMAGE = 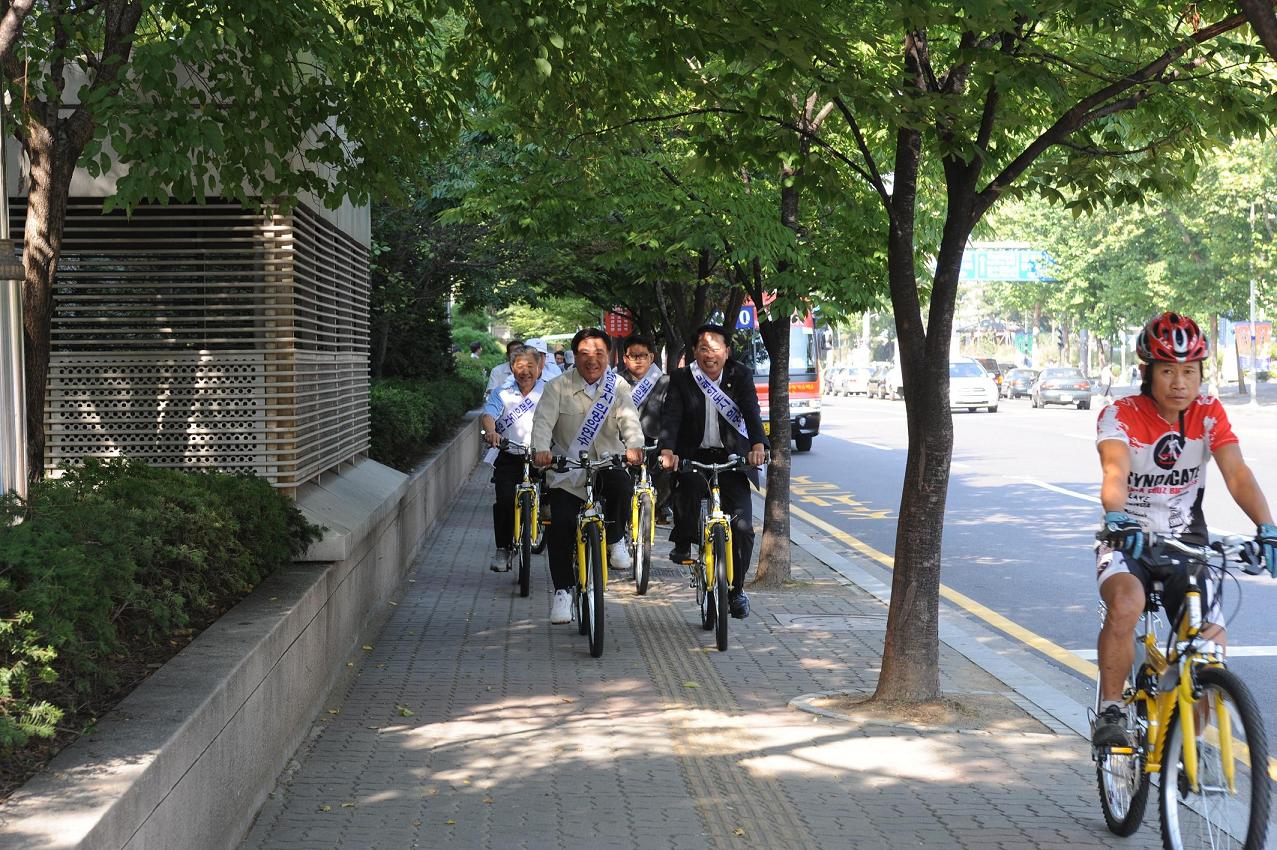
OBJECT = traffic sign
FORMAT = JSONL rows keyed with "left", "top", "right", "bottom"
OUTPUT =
{"left": 735, "top": 305, "right": 757, "bottom": 330}
{"left": 959, "top": 247, "right": 1055, "bottom": 282}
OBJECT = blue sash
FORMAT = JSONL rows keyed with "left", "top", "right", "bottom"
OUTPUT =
{"left": 691, "top": 362, "right": 749, "bottom": 440}
{"left": 572, "top": 369, "right": 618, "bottom": 456}
{"left": 630, "top": 364, "right": 662, "bottom": 409}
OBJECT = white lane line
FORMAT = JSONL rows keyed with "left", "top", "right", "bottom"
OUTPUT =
{"left": 1021, "top": 477, "right": 1100, "bottom": 503}
{"left": 1073, "top": 647, "right": 1277, "bottom": 660}
{"left": 849, "top": 440, "right": 893, "bottom": 451}
{"left": 1018, "top": 476, "right": 1231, "bottom": 537}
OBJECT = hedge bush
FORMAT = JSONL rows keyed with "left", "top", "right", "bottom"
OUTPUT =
{"left": 0, "top": 461, "right": 320, "bottom": 751}
{"left": 369, "top": 368, "right": 486, "bottom": 471}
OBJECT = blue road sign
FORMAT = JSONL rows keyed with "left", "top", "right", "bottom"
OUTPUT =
{"left": 735, "top": 305, "right": 757, "bottom": 330}
{"left": 959, "top": 248, "right": 1055, "bottom": 283}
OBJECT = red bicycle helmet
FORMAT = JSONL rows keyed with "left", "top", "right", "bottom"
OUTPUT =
{"left": 1136, "top": 312, "right": 1208, "bottom": 363}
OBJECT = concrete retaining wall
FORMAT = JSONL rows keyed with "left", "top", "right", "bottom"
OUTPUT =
{"left": 0, "top": 415, "right": 480, "bottom": 850}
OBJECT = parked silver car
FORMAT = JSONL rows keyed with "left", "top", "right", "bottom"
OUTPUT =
{"left": 1031, "top": 367, "right": 1093, "bottom": 410}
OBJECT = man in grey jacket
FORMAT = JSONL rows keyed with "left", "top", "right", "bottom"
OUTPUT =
{"left": 532, "top": 328, "right": 644, "bottom": 625}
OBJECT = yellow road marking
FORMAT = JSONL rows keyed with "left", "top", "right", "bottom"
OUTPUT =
{"left": 772, "top": 493, "right": 1101, "bottom": 679}
{"left": 775, "top": 488, "right": 1277, "bottom": 780}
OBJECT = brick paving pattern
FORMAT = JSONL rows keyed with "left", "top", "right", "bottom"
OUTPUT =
{"left": 240, "top": 466, "right": 1162, "bottom": 849}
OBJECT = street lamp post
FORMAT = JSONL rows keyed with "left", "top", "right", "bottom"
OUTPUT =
{"left": 0, "top": 96, "right": 28, "bottom": 499}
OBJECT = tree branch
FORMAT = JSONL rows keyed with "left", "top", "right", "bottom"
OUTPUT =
{"left": 0, "top": 0, "right": 34, "bottom": 71}
{"left": 831, "top": 95, "right": 897, "bottom": 230}
{"left": 973, "top": 10, "right": 1251, "bottom": 219}
{"left": 1238, "top": 0, "right": 1277, "bottom": 62}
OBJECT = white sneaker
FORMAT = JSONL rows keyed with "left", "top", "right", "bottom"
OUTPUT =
{"left": 609, "top": 541, "right": 633, "bottom": 572}
{"left": 550, "top": 590, "right": 572, "bottom": 624}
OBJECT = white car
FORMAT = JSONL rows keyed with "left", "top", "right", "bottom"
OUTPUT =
{"left": 949, "top": 358, "right": 999, "bottom": 413}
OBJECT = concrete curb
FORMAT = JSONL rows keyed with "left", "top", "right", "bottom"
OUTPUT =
{"left": 0, "top": 415, "right": 481, "bottom": 850}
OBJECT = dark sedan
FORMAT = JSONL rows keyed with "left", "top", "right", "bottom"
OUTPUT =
{"left": 1003, "top": 368, "right": 1039, "bottom": 399}
{"left": 1031, "top": 367, "right": 1093, "bottom": 410}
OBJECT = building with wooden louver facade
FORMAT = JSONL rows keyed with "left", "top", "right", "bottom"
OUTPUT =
{"left": 8, "top": 193, "right": 371, "bottom": 492}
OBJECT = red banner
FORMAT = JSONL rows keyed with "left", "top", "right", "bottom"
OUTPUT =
{"left": 603, "top": 307, "right": 634, "bottom": 337}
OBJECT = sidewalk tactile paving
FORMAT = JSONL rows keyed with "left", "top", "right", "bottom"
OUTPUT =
{"left": 239, "top": 464, "right": 1165, "bottom": 849}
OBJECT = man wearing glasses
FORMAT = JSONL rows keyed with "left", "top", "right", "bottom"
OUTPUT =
{"left": 620, "top": 336, "right": 673, "bottom": 525}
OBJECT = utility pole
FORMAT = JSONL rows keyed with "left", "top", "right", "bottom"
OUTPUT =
{"left": 0, "top": 95, "right": 27, "bottom": 499}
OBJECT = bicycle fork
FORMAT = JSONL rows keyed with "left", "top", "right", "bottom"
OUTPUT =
{"left": 576, "top": 510, "right": 609, "bottom": 588}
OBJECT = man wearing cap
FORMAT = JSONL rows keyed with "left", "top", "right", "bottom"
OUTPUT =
{"left": 528, "top": 338, "right": 562, "bottom": 380}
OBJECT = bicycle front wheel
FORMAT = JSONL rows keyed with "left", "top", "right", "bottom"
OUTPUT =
{"left": 585, "top": 523, "right": 605, "bottom": 658}
{"left": 634, "top": 492, "right": 652, "bottom": 595}
{"left": 1158, "top": 666, "right": 1271, "bottom": 850}
{"left": 518, "top": 493, "right": 532, "bottom": 598}
{"left": 1097, "top": 697, "right": 1150, "bottom": 836}
{"left": 712, "top": 526, "right": 729, "bottom": 652}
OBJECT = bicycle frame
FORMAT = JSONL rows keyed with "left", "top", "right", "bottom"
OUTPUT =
{"left": 511, "top": 455, "right": 540, "bottom": 548}
{"left": 700, "top": 473, "right": 734, "bottom": 590}
{"left": 1120, "top": 545, "right": 1244, "bottom": 792}
{"left": 629, "top": 446, "right": 658, "bottom": 550}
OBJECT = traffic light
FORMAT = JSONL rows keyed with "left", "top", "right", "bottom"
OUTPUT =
{"left": 1056, "top": 327, "right": 1064, "bottom": 349}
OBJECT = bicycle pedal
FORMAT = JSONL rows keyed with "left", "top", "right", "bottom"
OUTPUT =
{"left": 1105, "top": 746, "right": 1136, "bottom": 755}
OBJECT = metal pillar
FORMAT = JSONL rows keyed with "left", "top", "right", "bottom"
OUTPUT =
{"left": 0, "top": 98, "right": 27, "bottom": 499}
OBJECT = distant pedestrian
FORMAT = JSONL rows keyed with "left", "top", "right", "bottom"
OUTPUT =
{"left": 554, "top": 349, "right": 568, "bottom": 370}
{"left": 469, "top": 340, "right": 482, "bottom": 360}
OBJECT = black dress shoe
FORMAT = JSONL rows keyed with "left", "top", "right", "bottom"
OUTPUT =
{"left": 669, "top": 547, "right": 691, "bottom": 564}
{"left": 728, "top": 589, "right": 750, "bottom": 619}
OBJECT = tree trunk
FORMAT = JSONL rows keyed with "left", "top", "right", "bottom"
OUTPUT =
{"left": 752, "top": 315, "right": 791, "bottom": 587}
{"left": 21, "top": 124, "right": 78, "bottom": 484}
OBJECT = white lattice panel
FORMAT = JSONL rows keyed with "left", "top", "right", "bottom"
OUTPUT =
{"left": 12, "top": 198, "right": 371, "bottom": 489}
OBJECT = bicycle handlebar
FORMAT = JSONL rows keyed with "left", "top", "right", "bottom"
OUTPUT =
{"left": 1095, "top": 530, "right": 1263, "bottom": 574}
{"left": 497, "top": 438, "right": 531, "bottom": 455}
{"left": 681, "top": 455, "right": 751, "bottom": 474}
{"left": 552, "top": 452, "right": 627, "bottom": 473}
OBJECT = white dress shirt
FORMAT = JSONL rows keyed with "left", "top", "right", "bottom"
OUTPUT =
{"left": 700, "top": 370, "right": 724, "bottom": 449}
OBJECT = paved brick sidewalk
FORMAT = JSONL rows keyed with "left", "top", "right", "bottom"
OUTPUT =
{"left": 240, "top": 465, "right": 1161, "bottom": 850}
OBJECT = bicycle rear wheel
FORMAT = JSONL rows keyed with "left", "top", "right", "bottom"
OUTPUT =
{"left": 634, "top": 492, "right": 652, "bottom": 595}
{"left": 1158, "top": 666, "right": 1270, "bottom": 850}
{"left": 711, "top": 526, "right": 729, "bottom": 651}
{"left": 1097, "top": 697, "right": 1150, "bottom": 836}
{"left": 518, "top": 493, "right": 532, "bottom": 598}
{"left": 585, "top": 523, "right": 605, "bottom": 658}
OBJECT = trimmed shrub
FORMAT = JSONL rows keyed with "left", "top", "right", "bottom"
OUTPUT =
{"left": 0, "top": 461, "right": 321, "bottom": 751}
{"left": 369, "top": 369, "right": 486, "bottom": 471}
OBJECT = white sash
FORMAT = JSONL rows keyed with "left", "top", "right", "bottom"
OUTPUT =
{"left": 691, "top": 362, "right": 749, "bottom": 440}
{"left": 571, "top": 368, "right": 618, "bottom": 456}
{"left": 630, "top": 364, "right": 662, "bottom": 409}
{"left": 485, "top": 383, "right": 543, "bottom": 465}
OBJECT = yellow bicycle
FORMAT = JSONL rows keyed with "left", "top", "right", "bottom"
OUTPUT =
{"left": 501, "top": 439, "right": 545, "bottom": 599}
{"left": 1093, "top": 532, "right": 1271, "bottom": 849}
{"left": 628, "top": 444, "right": 659, "bottom": 595}
{"left": 553, "top": 452, "right": 625, "bottom": 658}
{"left": 682, "top": 455, "right": 750, "bottom": 652}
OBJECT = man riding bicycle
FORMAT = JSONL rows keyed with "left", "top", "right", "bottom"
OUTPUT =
{"left": 619, "top": 335, "right": 673, "bottom": 523}
{"left": 1093, "top": 311, "right": 1276, "bottom": 748}
{"left": 480, "top": 344, "right": 545, "bottom": 572}
{"left": 659, "top": 323, "right": 768, "bottom": 620}
{"left": 532, "top": 328, "right": 644, "bottom": 625}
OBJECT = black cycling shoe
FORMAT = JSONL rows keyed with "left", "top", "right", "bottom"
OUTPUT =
{"left": 1091, "top": 704, "right": 1131, "bottom": 749}
{"left": 728, "top": 589, "right": 750, "bottom": 619}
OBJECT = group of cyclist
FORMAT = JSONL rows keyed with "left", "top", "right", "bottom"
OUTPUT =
{"left": 482, "top": 323, "right": 768, "bottom": 626}
{"left": 481, "top": 310, "right": 1277, "bottom": 732}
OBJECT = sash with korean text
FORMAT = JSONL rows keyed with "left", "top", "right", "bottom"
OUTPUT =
{"left": 690, "top": 362, "right": 749, "bottom": 440}
{"left": 571, "top": 368, "right": 618, "bottom": 456}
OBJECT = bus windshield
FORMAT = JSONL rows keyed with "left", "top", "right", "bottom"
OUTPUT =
{"left": 742, "top": 325, "right": 817, "bottom": 376}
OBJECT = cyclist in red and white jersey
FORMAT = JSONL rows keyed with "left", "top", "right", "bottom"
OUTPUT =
{"left": 1092, "top": 312, "right": 1277, "bottom": 748}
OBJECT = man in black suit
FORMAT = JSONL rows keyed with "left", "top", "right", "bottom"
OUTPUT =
{"left": 659, "top": 323, "right": 768, "bottom": 618}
